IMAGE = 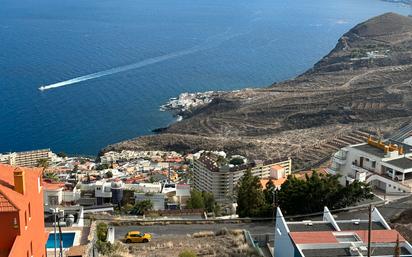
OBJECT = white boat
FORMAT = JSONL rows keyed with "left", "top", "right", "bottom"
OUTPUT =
{"left": 39, "top": 86, "right": 46, "bottom": 91}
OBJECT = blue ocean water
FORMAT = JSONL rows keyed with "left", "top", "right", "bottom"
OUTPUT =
{"left": 0, "top": 0, "right": 410, "bottom": 155}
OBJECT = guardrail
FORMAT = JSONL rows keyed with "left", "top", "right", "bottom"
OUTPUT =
{"left": 244, "top": 230, "right": 264, "bottom": 256}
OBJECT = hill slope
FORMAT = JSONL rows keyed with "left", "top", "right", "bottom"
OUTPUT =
{"left": 103, "top": 13, "right": 412, "bottom": 169}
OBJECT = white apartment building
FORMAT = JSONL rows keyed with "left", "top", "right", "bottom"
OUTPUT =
{"left": 193, "top": 155, "right": 292, "bottom": 202}
{"left": 328, "top": 136, "right": 412, "bottom": 193}
{"left": 0, "top": 149, "right": 53, "bottom": 167}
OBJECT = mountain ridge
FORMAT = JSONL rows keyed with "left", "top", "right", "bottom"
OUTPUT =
{"left": 103, "top": 13, "right": 412, "bottom": 169}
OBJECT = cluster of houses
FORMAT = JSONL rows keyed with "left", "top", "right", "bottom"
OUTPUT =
{"left": 42, "top": 150, "right": 192, "bottom": 214}
{"left": 3, "top": 131, "right": 412, "bottom": 257}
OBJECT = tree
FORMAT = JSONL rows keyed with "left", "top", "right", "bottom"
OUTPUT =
{"left": 202, "top": 191, "right": 215, "bottom": 212}
{"left": 96, "top": 222, "right": 108, "bottom": 242}
{"left": 96, "top": 163, "right": 109, "bottom": 170}
{"left": 57, "top": 152, "right": 67, "bottom": 158}
{"left": 187, "top": 190, "right": 205, "bottom": 209}
{"left": 43, "top": 172, "right": 58, "bottom": 181}
{"left": 277, "top": 171, "right": 372, "bottom": 215}
{"left": 106, "top": 171, "right": 113, "bottom": 178}
{"left": 37, "top": 158, "right": 49, "bottom": 169}
{"left": 263, "top": 179, "right": 276, "bottom": 204}
{"left": 130, "top": 200, "right": 153, "bottom": 215}
{"left": 229, "top": 157, "right": 244, "bottom": 166}
{"left": 236, "top": 169, "right": 267, "bottom": 217}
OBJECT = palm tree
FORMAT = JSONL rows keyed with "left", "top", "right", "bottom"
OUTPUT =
{"left": 37, "top": 158, "right": 49, "bottom": 169}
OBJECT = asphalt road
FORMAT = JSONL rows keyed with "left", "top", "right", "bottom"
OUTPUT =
{"left": 114, "top": 222, "right": 274, "bottom": 240}
{"left": 114, "top": 195, "right": 412, "bottom": 240}
{"left": 334, "top": 194, "right": 412, "bottom": 221}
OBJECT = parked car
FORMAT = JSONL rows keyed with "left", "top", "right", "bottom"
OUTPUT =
{"left": 386, "top": 170, "right": 403, "bottom": 181}
{"left": 124, "top": 231, "right": 152, "bottom": 243}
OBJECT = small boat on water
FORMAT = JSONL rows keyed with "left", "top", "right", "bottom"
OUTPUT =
{"left": 39, "top": 86, "right": 46, "bottom": 91}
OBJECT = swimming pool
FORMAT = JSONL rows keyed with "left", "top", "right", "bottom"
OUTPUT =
{"left": 46, "top": 232, "right": 75, "bottom": 248}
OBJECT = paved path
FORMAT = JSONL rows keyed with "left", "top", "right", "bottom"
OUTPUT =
{"left": 113, "top": 195, "right": 412, "bottom": 240}
{"left": 114, "top": 222, "right": 274, "bottom": 240}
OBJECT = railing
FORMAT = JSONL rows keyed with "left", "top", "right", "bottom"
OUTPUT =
{"left": 351, "top": 163, "right": 370, "bottom": 174}
{"left": 333, "top": 156, "right": 346, "bottom": 165}
{"left": 244, "top": 230, "right": 264, "bottom": 256}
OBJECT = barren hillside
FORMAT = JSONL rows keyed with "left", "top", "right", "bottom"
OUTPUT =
{"left": 104, "top": 13, "right": 412, "bottom": 169}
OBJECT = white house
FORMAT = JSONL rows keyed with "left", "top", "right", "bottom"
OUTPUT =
{"left": 275, "top": 206, "right": 412, "bottom": 257}
{"left": 328, "top": 136, "right": 412, "bottom": 193}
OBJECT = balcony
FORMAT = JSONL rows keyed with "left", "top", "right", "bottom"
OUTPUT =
{"left": 351, "top": 163, "right": 369, "bottom": 174}
{"left": 333, "top": 156, "right": 346, "bottom": 165}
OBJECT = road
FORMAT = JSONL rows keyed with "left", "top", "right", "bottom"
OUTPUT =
{"left": 114, "top": 222, "right": 274, "bottom": 240}
{"left": 114, "top": 195, "right": 412, "bottom": 240}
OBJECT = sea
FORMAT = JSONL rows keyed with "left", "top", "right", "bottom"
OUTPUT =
{"left": 0, "top": 0, "right": 410, "bottom": 156}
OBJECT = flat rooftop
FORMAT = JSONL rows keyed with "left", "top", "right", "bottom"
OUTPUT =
{"left": 352, "top": 144, "right": 386, "bottom": 158}
{"left": 287, "top": 222, "right": 336, "bottom": 232}
{"left": 336, "top": 221, "right": 386, "bottom": 231}
{"left": 302, "top": 246, "right": 411, "bottom": 257}
{"left": 384, "top": 157, "right": 412, "bottom": 170}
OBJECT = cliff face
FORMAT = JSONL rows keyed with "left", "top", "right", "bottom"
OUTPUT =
{"left": 104, "top": 13, "right": 412, "bottom": 168}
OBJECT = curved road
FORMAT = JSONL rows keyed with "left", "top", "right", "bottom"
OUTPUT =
{"left": 114, "top": 195, "right": 412, "bottom": 240}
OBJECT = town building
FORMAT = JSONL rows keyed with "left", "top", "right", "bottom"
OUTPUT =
{"left": 42, "top": 180, "right": 81, "bottom": 207}
{"left": 328, "top": 136, "right": 412, "bottom": 193}
{"left": 0, "top": 164, "right": 48, "bottom": 257}
{"left": 193, "top": 154, "right": 292, "bottom": 202}
{"left": 0, "top": 149, "right": 53, "bottom": 167}
{"left": 134, "top": 192, "right": 165, "bottom": 210}
{"left": 275, "top": 206, "right": 412, "bottom": 257}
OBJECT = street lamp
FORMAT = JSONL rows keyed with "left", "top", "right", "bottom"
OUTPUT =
{"left": 50, "top": 208, "right": 64, "bottom": 257}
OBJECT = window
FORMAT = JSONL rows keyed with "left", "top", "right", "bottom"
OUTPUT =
{"left": 24, "top": 211, "right": 27, "bottom": 227}
{"left": 27, "top": 251, "right": 29, "bottom": 257}
{"left": 28, "top": 203, "right": 31, "bottom": 218}
{"left": 30, "top": 241, "right": 33, "bottom": 256}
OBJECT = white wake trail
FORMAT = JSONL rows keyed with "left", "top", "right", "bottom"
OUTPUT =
{"left": 39, "top": 31, "right": 242, "bottom": 91}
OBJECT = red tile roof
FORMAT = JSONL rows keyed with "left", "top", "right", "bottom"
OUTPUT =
{"left": 290, "top": 231, "right": 338, "bottom": 244}
{"left": 0, "top": 192, "right": 18, "bottom": 212}
{"left": 290, "top": 230, "right": 405, "bottom": 245}
{"left": 355, "top": 230, "right": 405, "bottom": 243}
{"left": 0, "top": 164, "right": 43, "bottom": 213}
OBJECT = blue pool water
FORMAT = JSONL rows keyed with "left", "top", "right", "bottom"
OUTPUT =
{"left": 0, "top": 0, "right": 410, "bottom": 155}
{"left": 46, "top": 232, "right": 75, "bottom": 248}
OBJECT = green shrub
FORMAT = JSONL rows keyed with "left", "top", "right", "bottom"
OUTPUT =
{"left": 178, "top": 249, "right": 197, "bottom": 257}
{"left": 96, "top": 222, "right": 108, "bottom": 242}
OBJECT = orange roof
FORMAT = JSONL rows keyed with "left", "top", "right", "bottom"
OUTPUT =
{"left": 355, "top": 230, "right": 405, "bottom": 243}
{"left": 290, "top": 230, "right": 404, "bottom": 245}
{"left": 260, "top": 177, "right": 287, "bottom": 189}
{"left": 42, "top": 180, "right": 65, "bottom": 190}
{"left": 290, "top": 231, "right": 338, "bottom": 244}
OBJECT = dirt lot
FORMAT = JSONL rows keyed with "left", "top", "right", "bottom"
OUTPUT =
{"left": 105, "top": 229, "right": 260, "bottom": 257}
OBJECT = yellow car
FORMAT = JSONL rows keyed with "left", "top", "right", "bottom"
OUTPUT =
{"left": 124, "top": 231, "right": 152, "bottom": 243}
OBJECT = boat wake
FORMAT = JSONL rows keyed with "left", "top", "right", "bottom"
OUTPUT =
{"left": 39, "top": 31, "right": 243, "bottom": 91}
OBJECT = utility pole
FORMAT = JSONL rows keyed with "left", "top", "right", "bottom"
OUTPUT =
{"left": 367, "top": 204, "right": 372, "bottom": 257}
{"left": 395, "top": 234, "right": 400, "bottom": 257}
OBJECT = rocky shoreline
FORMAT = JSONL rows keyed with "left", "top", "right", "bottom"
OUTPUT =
{"left": 159, "top": 91, "right": 225, "bottom": 117}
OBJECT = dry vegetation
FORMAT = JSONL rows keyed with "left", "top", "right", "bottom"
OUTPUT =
{"left": 100, "top": 229, "right": 259, "bottom": 257}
